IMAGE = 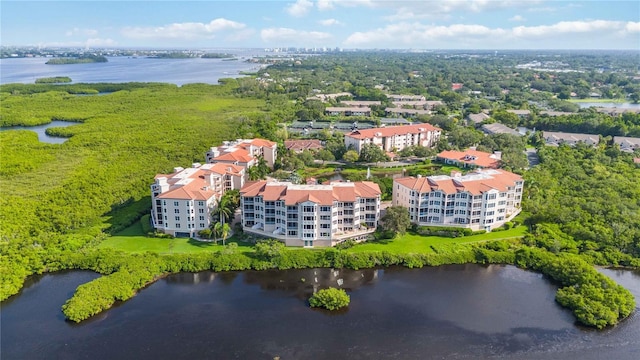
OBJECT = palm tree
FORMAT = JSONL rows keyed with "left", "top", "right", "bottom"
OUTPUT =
{"left": 220, "top": 223, "right": 231, "bottom": 246}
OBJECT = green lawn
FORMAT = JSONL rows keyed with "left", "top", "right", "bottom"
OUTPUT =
{"left": 98, "top": 221, "right": 252, "bottom": 254}
{"left": 347, "top": 225, "right": 528, "bottom": 254}
{"left": 100, "top": 220, "right": 527, "bottom": 255}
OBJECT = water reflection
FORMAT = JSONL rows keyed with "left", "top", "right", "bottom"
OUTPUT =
{"left": 2, "top": 265, "right": 639, "bottom": 360}
{"left": 0, "top": 120, "right": 77, "bottom": 143}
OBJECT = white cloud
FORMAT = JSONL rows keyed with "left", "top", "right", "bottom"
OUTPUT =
{"left": 86, "top": 38, "right": 117, "bottom": 47}
{"left": 286, "top": 0, "right": 313, "bottom": 17}
{"left": 384, "top": 0, "right": 542, "bottom": 21}
{"left": 121, "top": 18, "right": 246, "bottom": 40}
{"left": 261, "top": 27, "right": 332, "bottom": 43}
{"left": 344, "top": 20, "right": 640, "bottom": 48}
{"left": 317, "top": 0, "right": 335, "bottom": 11}
{"left": 512, "top": 20, "right": 633, "bottom": 38}
{"left": 318, "top": 18, "right": 342, "bottom": 26}
{"left": 624, "top": 22, "right": 640, "bottom": 33}
{"left": 65, "top": 28, "right": 98, "bottom": 37}
{"left": 509, "top": 15, "right": 526, "bottom": 22}
{"left": 38, "top": 38, "right": 117, "bottom": 48}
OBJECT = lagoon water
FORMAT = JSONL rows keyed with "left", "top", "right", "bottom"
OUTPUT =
{"left": 0, "top": 53, "right": 267, "bottom": 86}
{"left": 0, "top": 120, "right": 77, "bottom": 143}
{"left": 2, "top": 265, "right": 639, "bottom": 360}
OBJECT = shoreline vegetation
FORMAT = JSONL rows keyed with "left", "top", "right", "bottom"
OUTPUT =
{"left": 1, "top": 50, "right": 639, "bottom": 329}
{"left": 35, "top": 76, "right": 72, "bottom": 84}
{"left": 45, "top": 55, "right": 108, "bottom": 65}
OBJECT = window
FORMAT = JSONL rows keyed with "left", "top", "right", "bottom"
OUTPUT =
{"left": 320, "top": 206, "right": 331, "bottom": 212}
{"left": 303, "top": 206, "right": 315, "bottom": 212}
{"left": 199, "top": 208, "right": 204, "bottom": 213}
{"left": 321, "top": 224, "right": 331, "bottom": 229}
{"left": 303, "top": 224, "right": 315, "bottom": 230}
{"left": 176, "top": 224, "right": 181, "bottom": 228}
{"left": 174, "top": 201, "right": 179, "bottom": 206}
{"left": 487, "top": 194, "right": 497, "bottom": 200}
{"left": 303, "top": 216, "right": 315, "bottom": 221}
{"left": 175, "top": 216, "right": 180, "bottom": 221}
{"left": 174, "top": 209, "right": 180, "bottom": 214}
{"left": 198, "top": 201, "right": 204, "bottom": 206}
{"left": 199, "top": 216, "right": 205, "bottom": 221}
{"left": 288, "top": 230, "right": 298, "bottom": 236}
{"left": 199, "top": 223, "right": 205, "bottom": 228}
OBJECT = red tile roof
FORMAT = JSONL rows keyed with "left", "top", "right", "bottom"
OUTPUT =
{"left": 240, "top": 181, "right": 381, "bottom": 205}
{"left": 345, "top": 123, "right": 441, "bottom": 140}
{"left": 155, "top": 164, "right": 244, "bottom": 201}
{"left": 437, "top": 149, "right": 501, "bottom": 168}
{"left": 285, "top": 139, "right": 323, "bottom": 152}
{"left": 395, "top": 169, "right": 522, "bottom": 196}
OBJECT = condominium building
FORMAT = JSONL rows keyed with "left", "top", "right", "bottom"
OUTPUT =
{"left": 393, "top": 169, "right": 523, "bottom": 231}
{"left": 344, "top": 123, "right": 441, "bottom": 154}
{"left": 437, "top": 149, "right": 502, "bottom": 169}
{"left": 150, "top": 162, "right": 245, "bottom": 238}
{"left": 206, "top": 138, "right": 277, "bottom": 170}
{"left": 240, "top": 180, "right": 382, "bottom": 247}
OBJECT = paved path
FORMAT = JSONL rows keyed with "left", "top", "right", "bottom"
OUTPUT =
{"left": 525, "top": 148, "right": 539, "bottom": 168}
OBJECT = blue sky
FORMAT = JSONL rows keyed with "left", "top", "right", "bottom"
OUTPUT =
{"left": 1, "top": 1, "right": 639, "bottom": 49}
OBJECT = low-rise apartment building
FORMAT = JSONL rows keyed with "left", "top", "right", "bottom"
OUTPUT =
{"left": 240, "top": 180, "right": 381, "bottom": 247}
{"left": 345, "top": 123, "right": 441, "bottom": 154}
{"left": 325, "top": 107, "right": 372, "bottom": 117}
{"left": 151, "top": 163, "right": 246, "bottom": 237}
{"left": 543, "top": 131, "right": 599, "bottom": 147}
{"left": 393, "top": 169, "right": 523, "bottom": 231}
{"left": 206, "top": 138, "right": 277, "bottom": 170}
{"left": 613, "top": 136, "right": 640, "bottom": 153}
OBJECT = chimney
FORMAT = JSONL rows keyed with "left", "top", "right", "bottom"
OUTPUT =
{"left": 173, "top": 167, "right": 184, "bottom": 173}
{"left": 451, "top": 171, "right": 462, "bottom": 178}
{"left": 192, "top": 163, "right": 201, "bottom": 168}
{"left": 417, "top": 174, "right": 422, "bottom": 178}
{"left": 493, "top": 151, "right": 502, "bottom": 160}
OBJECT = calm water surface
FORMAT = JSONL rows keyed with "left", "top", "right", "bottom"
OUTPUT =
{"left": 0, "top": 54, "right": 266, "bottom": 85}
{"left": 0, "top": 120, "right": 78, "bottom": 144}
{"left": 2, "top": 265, "right": 638, "bottom": 360}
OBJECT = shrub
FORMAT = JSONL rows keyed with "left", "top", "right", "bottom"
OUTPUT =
{"left": 309, "top": 288, "right": 350, "bottom": 310}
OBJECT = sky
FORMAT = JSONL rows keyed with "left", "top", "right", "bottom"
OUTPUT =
{"left": 1, "top": 0, "right": 639, "bottom": 50}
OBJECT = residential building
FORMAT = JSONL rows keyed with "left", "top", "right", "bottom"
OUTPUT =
{"left": 386, "top": 94, "right": 426, "bottom": 102}
{"left": 284, "top": 139, "right": 324, "bottom": 153}
{"left": 543, "top": 131, "right": 599, "bottom": 147}
{"left": 385, "top": 107, "right": 432, "bottom": 117}
{"left": 437, "top": 149, "right": 502, "bottom": 169}
{"left": 341, "top": 100, "right": 382, "bottom": 108}
{"left": 344, "top": 123, "right": 441, "bottom": 154}
{"left": 506, "top": 109, "right": 531, "bottom": 119}
{"left": 481, "top": 123, "right": 522, "bottom": 137}
{"left": 151, "top": 163, "right": 246, "bottom": 237}
{"left": 613, "top": 136, "right": 640, "bottom": 153}
{"left": 206, "top": 138, "right": 277, "bottom": 170}
{"left": 391, "top": 100, "right": 443, "bottom": 111}
{"left": 325, "top": 107, "right": 371, "bottom": 117}
{"left": 392, "top": 169, "right": 524, "bottom": 231}
{"left": 539, "top": 111, "right": 574, "bottom": 117}
{"left": 307, "top": 92, "right": 352, "bottom": 102}
{"left": 240, "top": 180, "right": 382, "bottom": 247}
{"left": 466, "top": 113, "right": 491, "bottom": 126}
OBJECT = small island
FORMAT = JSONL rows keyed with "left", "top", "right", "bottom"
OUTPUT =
{"left": 202, "top": 53, "right": 235, "bottom": 59}
{"left": 309, "top": 288, "right": 350, "bottom": 310}
{"left": 35, "top": 76, "right": 72, "bottom": 84}
{"left": 46, "top": 55, "right": 107, "bottom": 65}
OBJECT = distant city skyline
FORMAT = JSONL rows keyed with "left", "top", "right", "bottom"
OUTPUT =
{"left": 1, "top": 0, "right": 639, "bottom": 50}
